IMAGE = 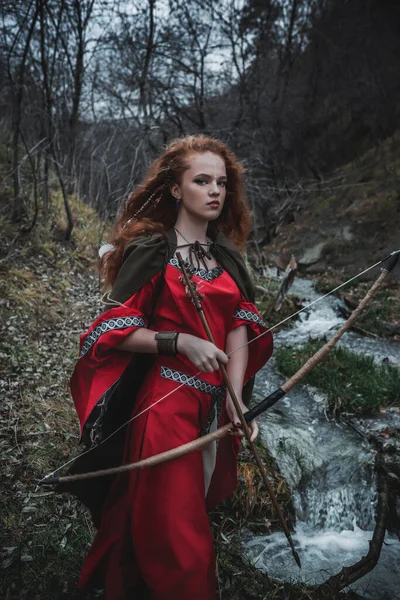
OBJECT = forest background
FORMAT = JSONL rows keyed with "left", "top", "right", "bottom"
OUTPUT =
{"left": 1, "top": 1, "right": 400, "bottom": 599}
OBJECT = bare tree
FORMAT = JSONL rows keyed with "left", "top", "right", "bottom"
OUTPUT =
{"left": 3, "top": 1, "right": 39, "bottom": 221}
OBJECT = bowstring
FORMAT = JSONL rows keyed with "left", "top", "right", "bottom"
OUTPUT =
{"left": 40, "top": 252, "right": 398, "bottom": 481}
{"left": 40, "top": 371, "right": 206, "bottom": 480}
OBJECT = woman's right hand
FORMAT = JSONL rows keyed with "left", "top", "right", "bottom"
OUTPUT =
{"left": 177, "top": 333, "right": 228, "bottom": 372}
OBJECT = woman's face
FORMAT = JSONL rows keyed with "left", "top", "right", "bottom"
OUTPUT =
{"left": 172, "top": 152, "right": 227, "bottom": 223}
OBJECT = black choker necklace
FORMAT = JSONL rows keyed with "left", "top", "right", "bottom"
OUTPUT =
{"left": 174, "top": 227, "right": 212, "bottom": 271}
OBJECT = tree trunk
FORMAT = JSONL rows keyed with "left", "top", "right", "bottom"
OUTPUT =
{"left": 10, "top": 3, "right": 39, "bottom": 221}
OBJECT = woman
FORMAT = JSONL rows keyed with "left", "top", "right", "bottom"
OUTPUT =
{"left": 70, "top": 135, "right": 273, "bottom": 599}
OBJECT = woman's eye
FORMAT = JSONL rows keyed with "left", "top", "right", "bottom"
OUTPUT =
{"left": 194, "top": 179, "right": 226, "bottom": 186}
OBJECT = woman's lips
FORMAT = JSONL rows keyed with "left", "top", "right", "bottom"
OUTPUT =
{"left": 207, "top": 201, "right": 220, "bottom": 209}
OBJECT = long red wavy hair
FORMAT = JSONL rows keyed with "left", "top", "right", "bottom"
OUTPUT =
{"left": 102, "top": 135, "right": 251, "bottom": 287}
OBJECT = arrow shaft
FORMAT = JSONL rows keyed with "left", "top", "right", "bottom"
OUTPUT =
{"left": 175, "top": 252, "right": 301, "bottom": 568}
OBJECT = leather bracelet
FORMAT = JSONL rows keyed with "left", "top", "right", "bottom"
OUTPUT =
{"left": 155, "top": 331, "right": 179, "bottom": 356}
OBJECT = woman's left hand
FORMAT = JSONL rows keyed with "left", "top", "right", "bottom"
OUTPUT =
{"left": 225, "top": 395, "right": 259, "bottom": 442}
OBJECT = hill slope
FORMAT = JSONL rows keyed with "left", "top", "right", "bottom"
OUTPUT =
{"left": 264, "top": 131, "right": 400, "bottom": 281}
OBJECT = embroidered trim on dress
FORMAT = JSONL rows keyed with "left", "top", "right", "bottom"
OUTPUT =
{"left": 169, "top": 257, "right": 223, "bottom": 281}
{"left": 79, "top": 316, "right": 146, "bottom": 358}
{"left": 233, "top": 308, "right": 266, "bottom": 328}
{"left": 160, "top": 366, "right": 225, "bottom": 397}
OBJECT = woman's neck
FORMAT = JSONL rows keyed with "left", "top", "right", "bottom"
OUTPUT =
{"left": 174, "top": 214, "right": 209, "bottom": 244}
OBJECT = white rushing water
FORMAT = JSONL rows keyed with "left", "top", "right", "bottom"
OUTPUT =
{"left": 277, "top": 277, "right": 400, "bottom": 367}
{"left": 244, "top": 274, "right": 400, "bottom": 599}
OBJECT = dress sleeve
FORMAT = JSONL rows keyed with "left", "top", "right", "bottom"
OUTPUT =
{"left": 231, "top": 296, "right": 273, "bottom": 384}
{"left": 70, "top": 272, "right": 162, "bottom": 434}
{"left": 80, "top": 272, "right": 162, "bottom": 360}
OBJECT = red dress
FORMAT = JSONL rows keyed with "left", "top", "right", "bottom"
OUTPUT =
{"left": 71, "top": 257, "right": 273, "bottom": 600}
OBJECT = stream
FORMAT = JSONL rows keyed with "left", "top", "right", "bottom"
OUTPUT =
{"left": 245, "top": 276, "right": 400, "bottom": 599}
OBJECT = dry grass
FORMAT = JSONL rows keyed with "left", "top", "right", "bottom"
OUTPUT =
{"left": 213, "top": 444, "right": 295, "bottom": 536}
{"left": 0, "top": 195, "right": 106, "bottom": 599}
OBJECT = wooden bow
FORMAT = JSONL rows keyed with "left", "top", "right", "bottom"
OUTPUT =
{"left": 39, "top": 251, "right": 399, "bottom": 563}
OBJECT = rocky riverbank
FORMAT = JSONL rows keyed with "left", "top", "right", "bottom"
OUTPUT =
{"left": 245, "top": 270, "right": 400, "bottom": 599}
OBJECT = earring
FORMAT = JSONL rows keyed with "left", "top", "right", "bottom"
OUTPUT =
{"left": 175, "top": 198, "right": 181, "bottom": 209}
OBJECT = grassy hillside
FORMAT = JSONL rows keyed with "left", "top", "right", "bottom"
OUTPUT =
{"left": 0, "top": 195, "right": 105, "bottom": 599}
{"left": 266, "top": 131, "right": 400, "bottom": 280}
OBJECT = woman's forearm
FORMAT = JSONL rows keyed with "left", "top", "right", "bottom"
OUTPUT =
{"left": 116, "top": 331, "right": 228, "bottom": 371}
{"left": 116, "top": 327, "right": 159, "bottom": 353}
{"left": 224, "top": 325, "right": 258, "bottom": 437}
{"left": 225, "top": 325, "right": 248, "bottom": 398}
